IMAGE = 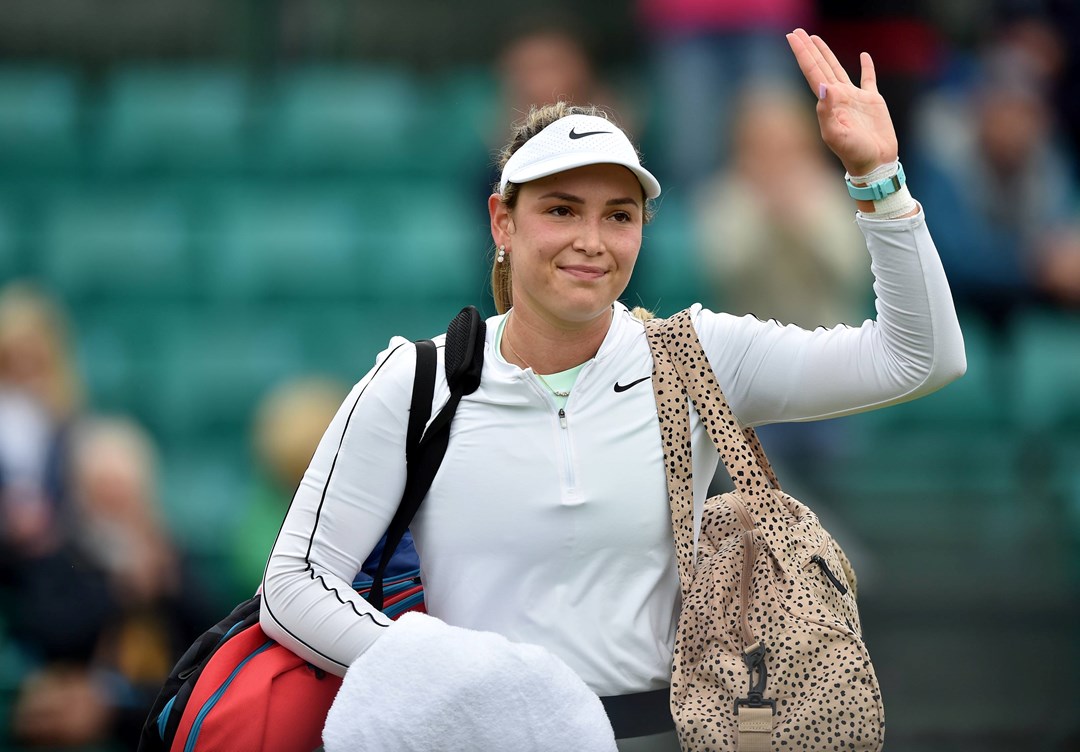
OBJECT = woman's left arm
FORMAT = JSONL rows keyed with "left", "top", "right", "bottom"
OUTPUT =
{"left": 696, "top": 211, "right": 966, "bottom": 426}
{"left": 694, "top": 30, "right": 966, "bottom": 425}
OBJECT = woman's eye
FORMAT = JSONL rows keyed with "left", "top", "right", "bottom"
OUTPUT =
{"left": 548, "top": 206, "right": 572, "bottom": 217}
{"left": 611, "top": 211, "right": 632, "bottom": 222}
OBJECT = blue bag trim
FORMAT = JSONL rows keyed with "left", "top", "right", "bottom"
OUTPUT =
{"left": 155, "top": 616, "right": 256, "bottom": 741}
{"left": 352, "top": 567, "right": 421, "bottom": 592}
{"left": 383, "top": 591, "right": 424, "bottom": 619}
{"left": 157, "top": 695, "right": 177, "bottom": 740}
{"left": 184, "top": 640, "right": 274, "bottom": 752}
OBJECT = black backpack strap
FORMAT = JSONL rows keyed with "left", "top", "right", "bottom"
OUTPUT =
{"left": 369, "top": 306, "right": 486, "bottom": 609}
{"left": 406, "top": 339, "right": 438, "bottom": 459}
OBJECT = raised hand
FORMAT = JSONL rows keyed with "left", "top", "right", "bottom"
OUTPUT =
{"left": 786, "top": 29, "right": 898, "bottom": 177}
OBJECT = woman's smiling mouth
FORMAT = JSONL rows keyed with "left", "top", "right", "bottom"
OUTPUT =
{"left": 559, "top": 265, "right": 608, "bottom": 280}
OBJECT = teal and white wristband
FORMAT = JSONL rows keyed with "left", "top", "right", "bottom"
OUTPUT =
{"left": 845, "top": 160, "right": 916, "bottom": 219}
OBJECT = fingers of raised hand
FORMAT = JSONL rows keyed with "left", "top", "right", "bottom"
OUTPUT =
{"left": 809, "top": 33, "right": 853, "bottom": 85}
{"left": 786, "top": 30, "right": 827, "bottom": 93}
{"left": 859, "top": 52, "right": 879, "bottom": 93}
{"left": 787, "top": 28, "right": 855, "bottom": 97}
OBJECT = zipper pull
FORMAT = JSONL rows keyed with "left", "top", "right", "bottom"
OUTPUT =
{"left": 558, "top": 408, "right": 567, "bottom": 429}
{"left": 811, "top": 554, "right": 849, "bottom": 595}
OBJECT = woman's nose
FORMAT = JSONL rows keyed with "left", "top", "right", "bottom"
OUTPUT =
{"left": 572, "top": 219, "right": 605, "bottom": 255}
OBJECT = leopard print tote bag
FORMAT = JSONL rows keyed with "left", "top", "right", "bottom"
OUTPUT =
{"left": 645, "top": 311, "right": 884, "bottom": 752}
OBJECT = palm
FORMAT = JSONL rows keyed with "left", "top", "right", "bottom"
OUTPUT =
{"left": 786, "top": 29, "right": 898, "bottom": 176}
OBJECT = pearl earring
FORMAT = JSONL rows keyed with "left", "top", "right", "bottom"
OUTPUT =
{"left": 497, "top": 245, "right": 507, "bottom": 263}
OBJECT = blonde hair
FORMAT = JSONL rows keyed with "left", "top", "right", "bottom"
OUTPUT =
{"left": 71, "top": 414, "right": 180, "bottom": 605}
{"left": 491, "top": 101, "right": 654, "bottom": 315}
{"left": 0, "top": 282, "right": 83, "bottom": 419}
{"left": 253, "top": 377, "right": 347, "bottom": 490}
{"left": 71, "top": 415, "right": 159, "bottom": 504}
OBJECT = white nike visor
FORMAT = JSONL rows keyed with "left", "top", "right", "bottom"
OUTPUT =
{"left": 499, "top": 114, "right": 661, "bottom": 199}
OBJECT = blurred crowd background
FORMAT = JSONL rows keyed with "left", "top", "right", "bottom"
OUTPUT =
{"left": 0, "top": 0, "right": 1078, "bottom": 750}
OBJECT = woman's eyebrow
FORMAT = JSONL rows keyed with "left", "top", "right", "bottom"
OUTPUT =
{"left": 538, "top": 191, "right": 641, "bottom": 208}
{"left": 538, "top": 191, "right": 584, "bottom": 204}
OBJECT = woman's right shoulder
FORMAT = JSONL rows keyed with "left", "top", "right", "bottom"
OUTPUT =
{"left": 328, "top": 336, "right": 429, "bottom": 442}
{"left": 348, "top": 336, "right": 427, "bottom": 397}
{"left": 374, "top": 336, "right": 420, "bottom": 369}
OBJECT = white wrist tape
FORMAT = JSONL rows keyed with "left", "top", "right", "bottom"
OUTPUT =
{"left": 847, "top": 160, "right": 916, "bottom": 219}
{"left": 846, "top": 161, "right": 899, "bottom": 186}
{"left": 867, "top": 184, "right": 916, "bottom": 219}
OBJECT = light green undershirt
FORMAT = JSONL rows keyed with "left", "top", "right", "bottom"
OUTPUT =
{"left": 495, "top": 316, "right": 585, "bottom": 409}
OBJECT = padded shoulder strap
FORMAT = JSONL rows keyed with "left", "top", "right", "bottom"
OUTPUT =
{"left": 653, "top": 310, "right": 780, "bottom": 492}
{"left": 427, "top": 305, "right": 485, "bottom": 439}
{"left": 369, "top": 306, "right": 485, "bottom": 609}
{"left": 444, "top": 305, "right": 485, "bottom": 394}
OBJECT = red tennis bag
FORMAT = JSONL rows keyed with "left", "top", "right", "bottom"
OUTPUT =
{"left": 138, "top": 307, "right": 486, "bottom": 752}
{"left": 156, "top": 572, "right": 423, "bottom": 752}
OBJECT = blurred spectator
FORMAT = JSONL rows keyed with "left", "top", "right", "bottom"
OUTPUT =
{"left": 0, "top": 283, "right": 98, "bottom": 667}
{"left": 694, "top": 85, "right": 872, "bottom": 329}
{"left": 0, "top": 282, "right": 82, "bottom": 562}
{"left": 635, "top": 0, "right": 814, "bottom": 193}
{"left": 230, "top": 376, "right": 347, "bottom": 600}
{"left": 911, "top": 31, "right": 1080, "bottom": 331}
{"left": 693, "top": 85, "right": 872, "bottom": 503}
{"left": 487, "top": 17, "right": 634, "bottom": 183}
{"left": 994, "top": 0, "right": 1080, "bottom": 156}
{"left": 10, "top": 415, "right": 214, "bottom": 750}
{"left": 495, "top": 17, "right": 618, "bottom": 123}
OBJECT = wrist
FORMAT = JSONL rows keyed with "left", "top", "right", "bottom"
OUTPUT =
{"left": 842, "top": 156, "right": 899, "bottom": 180}
{"left": 845, "top": 161, "right": 902, "bottom": 197}
{"left": 845, "top": 160, "right": 917, "bottom": 219}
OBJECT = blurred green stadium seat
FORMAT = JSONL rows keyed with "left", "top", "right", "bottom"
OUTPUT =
{"left": 230, "top": 301, "right": 492, "bottom": 401}
{"left": 165, "top": 432, "right": 264, "bottom": 607}
{"left": 1013, "top": 309, "right": 1080, "bottom": 431}
{"left": 202, "top": 185, "right": 368, "bottom": 298}
{"left": 96, "top": 65, "right": 248, "bottom": 173}
{"left": 385, "top": 299, "right": 481, "bottom": 341}
{"left": 0, "top": 203, "right": 20, "bottom": 279}
{"left": 858, "top": 310, "right": 1005, "bottom": 430}
{"left": 40, "top": 191, "right": 191, "bottom": 297}
{"left": 154, "top": 309, "right": 311, "bottom": 438}
{"left": 158, "top": 439, "right": 251, "bottom": 610}
{"left": 76, "top": 299, "right": 388, "bottom": 441}
{"left": 629, "top": 192, "right": 707, "bottom": 315}
{"left": 0, "top": 617, "right": 33, "bottom": 750}
{"left": 273, "top": 301, "right": 401, "bottom": 381}
{"left": 202, "top": 178, "right": 483, "bottom": 302}
{"left": 425, "top": 67, "right": 499, "bottom": 173}
{"left": 1066, "top": 454, "right": 1080, "bottom": 581}
{"left": 258, "top": 66, "right": 424, "bottom": 173}
{"left": 833, "top": 419, "right": 1019, "bottom": 497}
{"left": 159, "top": 441, "right": 249, "bottom": 549}
{"left": 824, "top": 426, "right": 1026, "bottom": 607}
{"left": 362, "top": 179, "right": 484, "bottom": 299}
{"left": 0, "top": 66, "right": 81, "bottom": 172}
{"left": 73, "top": 302, "right": 187, "bottom": 433}
{"left": 150, "top": 302, "right": 471, "bottom": 440}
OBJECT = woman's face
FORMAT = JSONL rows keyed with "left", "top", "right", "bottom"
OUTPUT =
{"left": 490, "top": 163, "right": 644, "bottom": 328}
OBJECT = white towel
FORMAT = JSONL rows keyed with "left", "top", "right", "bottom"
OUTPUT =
{"left": 322, "top": 612, "right": 618, "bottom": 752}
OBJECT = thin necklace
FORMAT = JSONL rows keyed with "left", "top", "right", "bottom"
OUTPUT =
{"left": 504, "top": 317, "right": 571, "bottom": 397}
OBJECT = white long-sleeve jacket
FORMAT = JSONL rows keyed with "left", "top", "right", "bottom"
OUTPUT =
{"left": 260, "top": 209, "right": 966, "bottom": 695}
